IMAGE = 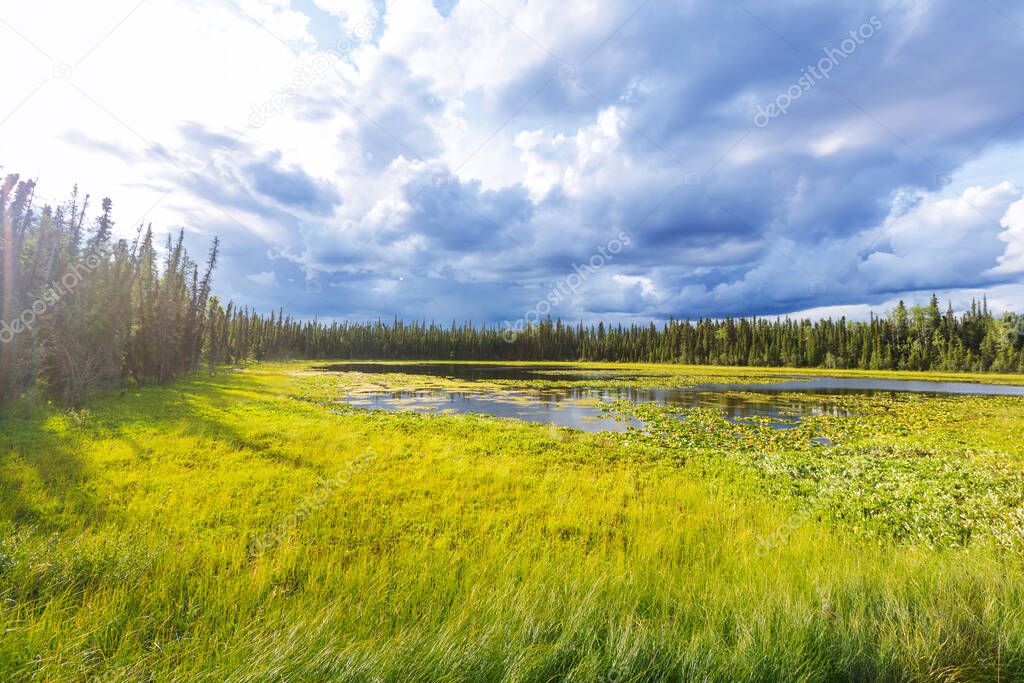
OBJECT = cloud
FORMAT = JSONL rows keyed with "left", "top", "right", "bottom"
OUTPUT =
{"left": 858, "top": 183, "right": 1021, "bottom": 291}
{"left": 59, "top": 130, "right": 138, "bottom": 161}
{"left": 245, "top": 151, "right": 341, "bottom": 216}
{"left": 2, "top": 0, "right": 1023, "bottom": 324}
{"left": 646, "top": 182, "right": 1024, "bottom": 318}
{"left": 247, "top": 270, "right": 280, "bottom": 287}
{"left": 991, "top": 198, "right": 1024, "bottom": 276}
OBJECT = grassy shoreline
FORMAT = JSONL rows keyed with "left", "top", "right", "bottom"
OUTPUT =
{"left": 2, "top": 362, "right": 1023, "bottom": 680}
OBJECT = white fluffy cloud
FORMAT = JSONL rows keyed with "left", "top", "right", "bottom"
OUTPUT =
{"left": 516, "top": 106, "right": 625, "bottom": 200}
{"left": 991, "top": 198, "right": 1024, "bottom": 275}
{"left": 859, "top": 182, "right": 1022, "bottom": 290}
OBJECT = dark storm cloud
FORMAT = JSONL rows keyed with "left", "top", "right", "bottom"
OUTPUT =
{"left": 194, "top": 0, "right": 1024, "bottom": 321}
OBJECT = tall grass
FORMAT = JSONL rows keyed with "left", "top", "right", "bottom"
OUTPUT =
{"left": 1, "top": 363, "right": 1023, "bottom": 680}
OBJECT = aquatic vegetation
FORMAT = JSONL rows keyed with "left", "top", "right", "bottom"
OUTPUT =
{"left": 611, "top": 395, "right": 1024, "bottom": 549}
{"left": 303, "top": 363, "right": 1024, "bottom": 549}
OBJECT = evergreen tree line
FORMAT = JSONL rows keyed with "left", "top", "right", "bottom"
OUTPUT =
{"left": 2, "top": 174, "right": 1022, "bottom": 405}
{"left": 228, "top": 296, "right": 1024, "bottom": 374}
{"left": 1, "top": 174, "right": 218, "bottom": 405}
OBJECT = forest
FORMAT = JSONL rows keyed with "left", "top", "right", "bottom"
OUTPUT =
{"left": 3, "top": 173, "right": 1023, "bottom": 406}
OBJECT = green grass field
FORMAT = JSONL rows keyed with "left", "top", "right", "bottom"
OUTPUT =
{"left": 2, "top": 362, "right": 1024, "bottom": 681}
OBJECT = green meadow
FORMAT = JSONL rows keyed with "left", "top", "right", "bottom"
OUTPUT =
{"left": 2, "top": 361, "right": 1024, "bottom": 681}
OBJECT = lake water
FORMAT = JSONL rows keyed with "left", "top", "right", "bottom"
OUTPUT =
{"left": 323, "top": 363, "right": 1024, "bottom": 433}
{"left": 317, "top": 362, "right": 653, "bottom": 383}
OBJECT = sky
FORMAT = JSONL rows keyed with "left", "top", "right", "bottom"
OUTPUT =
{"left": 2, "top": 0, "right": 1024, "bottom": 326}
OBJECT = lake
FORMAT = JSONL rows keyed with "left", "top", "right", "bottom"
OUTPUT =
{"left": 322, "top": 363, "right": 1024, "bottom": 433}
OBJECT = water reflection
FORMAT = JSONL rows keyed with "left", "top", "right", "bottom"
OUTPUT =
{"left": 317, "top": 362, "right": 649, "bottom": 383}
{"left": 344, "top": 389, "right": 642, "bottom": 433}
{"left": 342, "top": 385, "right": 855, "bottom": 434}
{"left": 327, "top": 363, "right": 1024, "bottom": 433}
